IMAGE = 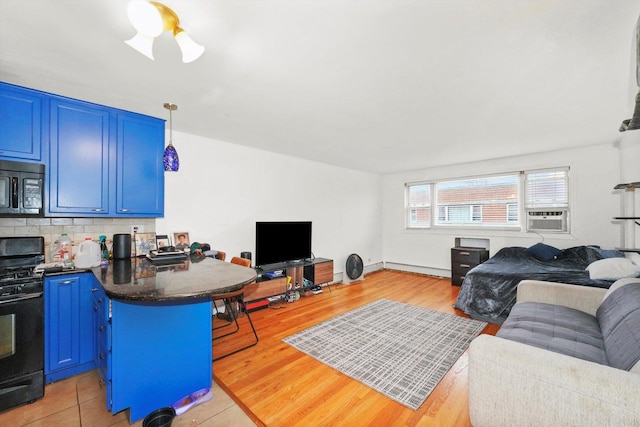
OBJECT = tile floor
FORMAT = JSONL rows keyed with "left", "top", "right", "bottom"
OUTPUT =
{"left": 0, "top": 370, "right": 256, "bottom": 426}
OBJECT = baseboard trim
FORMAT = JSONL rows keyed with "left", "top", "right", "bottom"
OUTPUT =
{"left": 383, "top": 262, "right": 449, "bottom": 278}
{"left": 333, "top": 261, "right": 384, "bottom": 284}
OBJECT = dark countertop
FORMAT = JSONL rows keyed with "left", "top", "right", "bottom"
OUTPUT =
{"left": 90, "top": 256, "right": 257, "bottom": 302}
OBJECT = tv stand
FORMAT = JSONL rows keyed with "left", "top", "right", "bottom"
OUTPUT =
{"left": 245, "top": 258, "right": 333, "bottom": 303}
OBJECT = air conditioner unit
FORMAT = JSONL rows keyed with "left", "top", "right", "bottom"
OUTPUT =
{"left": 526, "top": 210, "right": 568, "bottom": 232}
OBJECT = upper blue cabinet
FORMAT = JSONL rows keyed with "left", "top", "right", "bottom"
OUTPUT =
{"left": 0, "top": 82, "right": 165, "bottom": 218}
{"left": 116, "top": 113, "right": 164, "bottom": 216}
{"left": 0, "top": 83, "right": 43, "bottom": 161}
{"left": 49, "top": 98, "right": 112, "bottom": 215}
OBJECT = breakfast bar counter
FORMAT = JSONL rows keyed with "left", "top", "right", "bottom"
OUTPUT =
{"left": 94, "top": 255, "right": 257, "bottom": 301}
{"left": 89, "top": 256, "right": 256, "bottom": 423}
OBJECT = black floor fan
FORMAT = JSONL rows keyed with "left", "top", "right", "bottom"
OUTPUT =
{"left": 344, "top": 253, "right": 364, "bottom": 283}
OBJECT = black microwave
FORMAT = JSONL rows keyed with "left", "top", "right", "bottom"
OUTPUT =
{"left": 0, "top": 159, "right": 44, "bottom": 216}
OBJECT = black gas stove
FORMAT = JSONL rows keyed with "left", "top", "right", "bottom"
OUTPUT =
{"left": 0, "top": 236, "right": 45, "bottom": 413}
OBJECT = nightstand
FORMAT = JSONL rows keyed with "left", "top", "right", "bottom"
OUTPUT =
{"left": 451, "top": 246, "right": 489, "bottom": 286}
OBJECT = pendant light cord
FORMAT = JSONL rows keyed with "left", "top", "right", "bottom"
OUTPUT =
{"left": 169, "top": 106, "right": 173, "bottom": 146}
{"left": 164, "top": 102, "right": 177, "bottom": 146}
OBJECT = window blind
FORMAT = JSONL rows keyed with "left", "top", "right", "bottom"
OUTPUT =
{"left": 525, "top": 169, "right": 569, "bottom": 209}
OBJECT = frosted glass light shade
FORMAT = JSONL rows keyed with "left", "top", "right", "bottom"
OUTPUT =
{"left": 127, "top": 0, "right": 163, "bottom": 37}
{"left": 125, "top": 32, "right": 155, "bottom": 60}
{"left": 175, "top": 30, "right": 205, "bottom": 63}
{"left": 163, "top": 143, "right": 180, "bottom": 171}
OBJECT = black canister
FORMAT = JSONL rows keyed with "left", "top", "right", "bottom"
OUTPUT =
{"left": 112, "top": 233, "right": 132, "bottom": 259}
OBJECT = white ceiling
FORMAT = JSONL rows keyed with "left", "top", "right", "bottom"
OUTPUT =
{"left": 1, "top": 1, "right": 639, "bottom": 174}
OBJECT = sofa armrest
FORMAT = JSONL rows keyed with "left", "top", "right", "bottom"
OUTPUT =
{"left": 468, "top": 334, "right": 640, "bottom": 427}
{"left": 516, "top": 280, "right": 607, "bottom": 316}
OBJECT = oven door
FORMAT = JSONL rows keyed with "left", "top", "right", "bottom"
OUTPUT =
{"left": 0, "top": 293, "right": 44, "bottom": 380}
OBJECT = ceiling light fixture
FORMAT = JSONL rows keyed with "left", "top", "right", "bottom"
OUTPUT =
{"left": 125, "top": 0, "right": 205, "bottom": 63}
{"left": 163, "top": 103, "right": 180, "bottom": 172}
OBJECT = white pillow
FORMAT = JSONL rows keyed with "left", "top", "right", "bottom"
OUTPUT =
{"left": 625, "top": 251, "right": 640, "bottom": 266}
{"left": 586, "top": 258, "right": 640, "bottom": 280}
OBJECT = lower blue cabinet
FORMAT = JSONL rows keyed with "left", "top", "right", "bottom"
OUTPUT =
{"left": 92, "top": 282, "right": 112, "bottom": 410}
{"left": 44, "top": 273, "right": 96, "bottom": 383}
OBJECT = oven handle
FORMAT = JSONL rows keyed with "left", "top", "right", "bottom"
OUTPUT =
{"left": 0, "top": 292, "right": 43, "bottom": 305}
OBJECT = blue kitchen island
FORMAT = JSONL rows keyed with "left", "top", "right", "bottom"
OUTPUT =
{"left": 91, "top": 256, "right": 256, "bottom": 423}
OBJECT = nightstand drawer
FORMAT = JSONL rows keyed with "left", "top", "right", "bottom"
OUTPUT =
{"left": 451, "top": 247, "right": 488, "bottom": 265}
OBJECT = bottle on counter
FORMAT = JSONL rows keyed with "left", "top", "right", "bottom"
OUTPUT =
{"left": 51, "top": 233, "right": 72, "bottom": 262}
{"left": 99, "top": 235, "right": 109, "bottom": 265}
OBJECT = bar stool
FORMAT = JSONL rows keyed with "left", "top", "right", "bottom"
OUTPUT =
{"left": 212, "top": 257, "right": 258, "bottom": 361}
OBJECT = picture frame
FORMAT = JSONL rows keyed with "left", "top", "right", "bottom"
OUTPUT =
{"left": 156, "top": 234, "right": 171, "bottom": 249}
{"left": 135, "top": 232, "right": 156, "bottom": 256}
{"left": 173, "top": 232, "right": 191, "bottom": 252}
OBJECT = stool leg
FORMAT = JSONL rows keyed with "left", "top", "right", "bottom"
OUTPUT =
{"left": 213, "top": 295, "right": 259, "bottom": 361}
{"left": 213, "top": 298, "right": 240, "bottom": 338}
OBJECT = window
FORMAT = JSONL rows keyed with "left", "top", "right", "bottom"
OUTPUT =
{"left": 406, "top": 183, "right": 430, "bottom": 228}
{"left": 438, "top": 204, "right": 482, "bottom": 223}
{"left": 435, "top": 175, "right": 519, "bottom": 227}
{"left": 405, "top": 167, "right": 569, "bottom": 231}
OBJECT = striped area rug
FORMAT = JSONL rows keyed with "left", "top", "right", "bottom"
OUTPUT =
{"left": 283, "top": 298, "right": 487, "bottom": 410}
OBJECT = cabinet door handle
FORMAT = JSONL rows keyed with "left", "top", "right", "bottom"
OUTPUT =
{"left": 92, "top": 208, "right": 105, "bottom": 212}
{"left": 99, "top": 353, "right": 106, "bottom": 360}
{"left": 94, "top": 306, "right": 98, "bottom": 312}
{"left": 97, "top": 298, "right": 104, "bottom": 303}
{"left": 460, "top": 264, "right": 470, "bottom": 268}
{"left": 459, "top": 251, "right": 470, "bottom": 256}
{"left": 59, "top": 280, "right": 74, "bottom": 285}
{"left": 99, "top": 325, "right": 106, "bottom": 332}
{"left": 119, "top": 209, "right": 130, "bottom": 212}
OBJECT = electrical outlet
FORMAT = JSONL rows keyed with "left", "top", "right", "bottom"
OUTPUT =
{"left": 131, "top": 225, "right": 145, "bottom": 234}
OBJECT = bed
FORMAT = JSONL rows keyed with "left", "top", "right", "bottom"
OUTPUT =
{"left": 453, "top": 245, "right": 622, "bottom": 324}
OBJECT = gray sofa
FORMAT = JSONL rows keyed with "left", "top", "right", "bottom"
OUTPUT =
{"left": 468, "top": 278, "right": 640, "bottom": 426}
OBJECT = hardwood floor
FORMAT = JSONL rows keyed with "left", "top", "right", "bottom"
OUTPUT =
{"left": 212, "top": 269, "right": 499, "bottom": 427}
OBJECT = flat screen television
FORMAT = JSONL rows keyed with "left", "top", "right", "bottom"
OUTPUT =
{"left": 255, "top": 221, "right": 312, "bottom": 267}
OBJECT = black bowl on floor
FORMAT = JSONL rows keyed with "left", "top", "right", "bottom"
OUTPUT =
{"left": 143, "top": 407, "right": 176, "bottom": 427}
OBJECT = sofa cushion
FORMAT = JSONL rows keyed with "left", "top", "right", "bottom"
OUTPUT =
{"left": 596, "top": 282, "right": 640, "bottom": 371}
{"left": 602, "top": 278, "right": 640, "bottom": 302}
{"left": 497, "top": 301, "right": 608, "bottom": 365}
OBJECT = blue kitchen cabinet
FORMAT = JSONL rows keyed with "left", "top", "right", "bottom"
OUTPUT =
{"left": 47, "top": 97, "right": 165, "bottom": 217}
{"left": 48, "top": 97, "right": 112, "bottom": 215}
{"left": 91, "top": 281, "right": 211, "bottom": 422}
{"left": 116, "top": 113, "right": 164, "bottom": 216}
{"left": 92, "top": 280, "right": 112, "bottom": 409}
{"left": 0, "top": 82, "right": 43, "bottom": 161}
{"left": 44, "top": 273, "right": 96, "bottom": 383}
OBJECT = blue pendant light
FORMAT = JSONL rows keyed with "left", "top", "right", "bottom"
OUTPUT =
{"left": 163, "top": 102, "right": 179, "bottom": 172}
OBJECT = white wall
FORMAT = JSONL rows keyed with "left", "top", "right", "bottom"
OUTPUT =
{"left": 382, "top": 142, "right": 623, "bottom": 276}
{"left": 156, "top": 131, "right": 383, "bottom": 276}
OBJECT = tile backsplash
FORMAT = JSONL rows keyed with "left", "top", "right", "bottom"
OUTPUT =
{"left": 0, "top": 217, "right": 156, "bottom": 261}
